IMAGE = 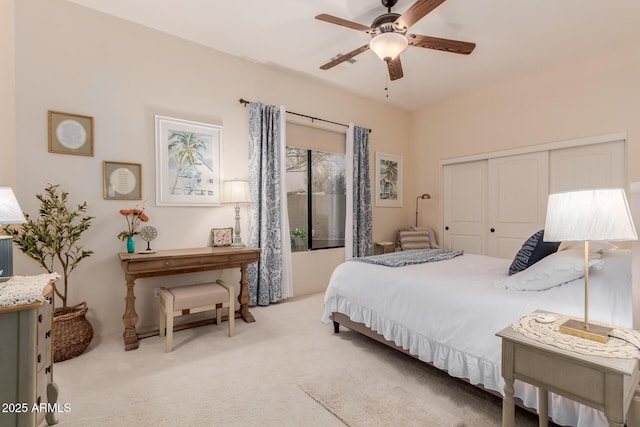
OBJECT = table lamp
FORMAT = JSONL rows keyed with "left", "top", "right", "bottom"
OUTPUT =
{"left": 222, "top": 180, "right": 252, "bottom": 248}
{"left": 415, "top": 193, "right": 431, "bottom": 227}
{"left": 0, "top": 187, "right": 26, "bottom": 280}
{"left": 544, "top": 188, "right": 638, "bottom": 342}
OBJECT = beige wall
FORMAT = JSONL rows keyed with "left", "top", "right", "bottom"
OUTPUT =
{"left": 0, "top": 0, "right": 16, "bottom": 187}
{"left": 10, "top": 0, "right": 412, "bottom": 335}
{"left": 412, "top": 41, "right": 640, "bottom": 242}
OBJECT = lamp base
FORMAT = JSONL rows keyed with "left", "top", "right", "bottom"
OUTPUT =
{"left": 0, "top": 235, "right": 13, "bottom": 278}
{"left": 559, "top": 318, "right": 611, "bottom": 343}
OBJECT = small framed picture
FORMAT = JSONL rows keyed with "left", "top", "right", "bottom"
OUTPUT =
{"left": 103, "top": 161, "right": 142, "bottom": 200}
{"left": 375, "top": 152, "right": 403, "bottom": 207}
{"left": 211, "top": 227, "right": 233, "bottom": 247}
{"left": 48, "top": 110, "right": 94, "bottom": 156}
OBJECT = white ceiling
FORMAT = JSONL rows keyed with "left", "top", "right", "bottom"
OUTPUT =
{"left": 67, "top": 0, "right": 640, "bottom": 112}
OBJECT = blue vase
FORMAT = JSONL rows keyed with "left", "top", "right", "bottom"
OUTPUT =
{"left": 127, "top": 236, "right": 135, "bottom": 253}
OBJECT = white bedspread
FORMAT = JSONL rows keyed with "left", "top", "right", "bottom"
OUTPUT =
{"left": 322, "top": 250, "right": 633, "bottom": 427}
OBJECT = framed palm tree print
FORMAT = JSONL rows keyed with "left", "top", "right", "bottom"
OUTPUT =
{"left": 155, "top": 115, "right": 223, "bottom": 206}
{"left": 375, "top": 152, "right": 402, "bottom": 207}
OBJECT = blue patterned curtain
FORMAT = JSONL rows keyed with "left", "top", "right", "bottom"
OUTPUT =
{"left": 345, "top": 124, "right": 373, "bottom": 259}
{"left": 247, "top": 102, "right": 293, "bottom": 306}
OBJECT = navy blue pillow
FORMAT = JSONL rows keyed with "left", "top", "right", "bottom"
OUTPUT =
{"left": 526, "top": 230, "right": 560, "bottom": 268}
{"left": 508, "top": 230, "right": 560, "bottom": 276}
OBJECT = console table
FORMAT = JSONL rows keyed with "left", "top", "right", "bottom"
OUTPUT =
{"left": 118, "top": 246, "right": 260, "bottom": 351}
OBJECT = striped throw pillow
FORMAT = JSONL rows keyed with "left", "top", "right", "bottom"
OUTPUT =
{"left": 398, "top": 230, "right": 431, "bottom": 250}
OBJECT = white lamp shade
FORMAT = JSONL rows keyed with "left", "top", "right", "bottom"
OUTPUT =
{"left": 544, "top": 188, "right": 638, "bottom": 242}
{"left": 221, "top": 180, "right": 251, "bottom": 204}
{"left": 369, "top": 32, "right": 408, "bottom": 61}
{"left": 0, "top": 187, "right": 26, "bottom": 224}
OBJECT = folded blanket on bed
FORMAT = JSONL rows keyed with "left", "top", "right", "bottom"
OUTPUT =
{"left": 351, "top": 248, "right": 463, "bottom": 267}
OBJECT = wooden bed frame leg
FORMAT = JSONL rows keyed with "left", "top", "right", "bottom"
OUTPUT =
{"left": 333, "top": 321, "right": 340, "bottom": 333}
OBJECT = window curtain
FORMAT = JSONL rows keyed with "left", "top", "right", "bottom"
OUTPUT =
{"left": 345, "top": 124, "right": 373, "bottom": 260}
{"left": 247, "top": 102, "right": 293, "bottom": 306}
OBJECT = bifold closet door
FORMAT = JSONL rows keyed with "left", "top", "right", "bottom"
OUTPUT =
{"left": 443, "top": 138, "right": 625, "bottom": 258}
{"left": 549, "top": 141, "right": 625, "bottom": 192}
{"left": 487, "top": 151, "right": 549, "bottom": 259}
{"left": 443, "top": 160, "right": 488, "bottom": 255}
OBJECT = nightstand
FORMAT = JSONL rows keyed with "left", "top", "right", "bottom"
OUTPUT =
{"left": 497, "top": 323, "right": 640, "bottom": 427}
{"left": 374, "top": 241, "right": 394, "bottom": 254}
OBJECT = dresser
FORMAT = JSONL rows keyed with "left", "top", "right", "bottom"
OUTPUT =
{"left": 0, "top": 279, "right": 59, "bottom": 427}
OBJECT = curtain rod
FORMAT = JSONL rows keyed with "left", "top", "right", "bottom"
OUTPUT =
{"left": 238, "top": 98, "right": 350, "bottom": 129}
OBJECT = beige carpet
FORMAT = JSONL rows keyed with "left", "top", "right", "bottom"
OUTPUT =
{"left": 299, "top": 353, "right": 538, "bottom": 427}
{"left": 52, "top": 292, "right": 541, "bottom": 426}
{"left": 300, "top": 369, "right": 467, "bottom": 426}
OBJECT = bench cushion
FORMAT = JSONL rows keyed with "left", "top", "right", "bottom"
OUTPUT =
{"left": 168, "top": 283, "right": 229, "bottom": 311}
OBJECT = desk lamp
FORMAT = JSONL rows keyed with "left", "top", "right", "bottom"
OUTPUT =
{"left": 544, "top": 188, "right": 637, "bottom": 342}
{"left": 0, "top": 187, "right": 26, "bottom": 280}
{"left": 222, "top": 180, "right": 252, "bottom": 248}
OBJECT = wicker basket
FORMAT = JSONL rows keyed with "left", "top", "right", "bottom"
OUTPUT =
{"left": 53, "top": 301, "right": 94, "bottom": 362}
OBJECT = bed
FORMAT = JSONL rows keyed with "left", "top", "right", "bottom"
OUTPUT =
{"left": 322, "top": 246, "right": 636, "bottom": 427}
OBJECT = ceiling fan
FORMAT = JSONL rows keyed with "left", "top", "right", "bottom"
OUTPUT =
{"left": 316, "top": 0, "right": 476, "bottom": 81}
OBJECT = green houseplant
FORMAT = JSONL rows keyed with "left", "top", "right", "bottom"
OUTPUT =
{"left": 3, "top": 184, "right": 95, "bottom": 361}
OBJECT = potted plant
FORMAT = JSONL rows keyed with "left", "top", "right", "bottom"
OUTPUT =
{"left": 117, "top": 205, "right": 149, "bottom": 253}
{"left": 291, "top": 228, "right": 307, "bottom": 251}
{"left": 3, "top": 184, "right": 95, "bottom": 362}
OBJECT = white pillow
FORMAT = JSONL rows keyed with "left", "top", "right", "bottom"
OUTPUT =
{"left": 558, "top": 241, "right": 618, "bottom": 254}
{"left": 503, "top": 249, "right": 603, "bottom": 291}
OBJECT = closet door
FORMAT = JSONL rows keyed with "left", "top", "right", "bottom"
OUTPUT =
{"left": 487, "top": 152, "right": 549, "bottom": 259}
{"left": 549, "top": 141, "right": 625, "bottom": 192}
{"left": 443, "top": 160, "right": 487, "bottom": 254}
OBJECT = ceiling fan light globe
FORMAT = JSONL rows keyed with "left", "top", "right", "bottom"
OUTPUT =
{"left": 369, "top": 32, "right": 408, "bottom": 62}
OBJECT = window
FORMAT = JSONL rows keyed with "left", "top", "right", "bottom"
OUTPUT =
{"left": 286, "top": 146, "right": 346, "bottom": 252}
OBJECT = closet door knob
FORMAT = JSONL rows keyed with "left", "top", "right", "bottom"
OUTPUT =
{"left": 490, "top": 228, "right": 495, "bottom": 233}
{"left": 445, "top": 226, "right": 449, "bottom": 231}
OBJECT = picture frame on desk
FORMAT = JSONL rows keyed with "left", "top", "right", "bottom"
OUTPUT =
{"left": 211, "top": 227, "right": 233, "bottom": 247}
{"left": 155, "top": 115, "right": 223, "bottom": 207}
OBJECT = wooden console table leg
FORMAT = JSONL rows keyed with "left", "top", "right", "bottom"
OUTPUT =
{"left": 238, "top": 264, "right": 255, "bottom": 323}
{"left": 123, "top": 276, "right": 139, "bottom": 350}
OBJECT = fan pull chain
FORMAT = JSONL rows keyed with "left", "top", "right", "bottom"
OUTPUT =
{"left": 384, "top": 72, "right": 390, "bottom": 98}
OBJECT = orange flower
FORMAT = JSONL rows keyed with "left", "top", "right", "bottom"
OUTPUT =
{"left": 117, "top": 204, "right": 149, "bottom": 241}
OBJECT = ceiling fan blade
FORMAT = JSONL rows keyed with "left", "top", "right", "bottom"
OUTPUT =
{"left": 315, "top": 14, "right": 372, "bottom": 32}
{"left": 387, "top": 56, "right": 404, "bottom": 81}
{"left": 320, "top": 45, "right": 370, "bottom": 70}
{"left": 396, "top": 0, "right": 447, "bottom": 30}
{"left": 408, "top": 34, "right": 476, "bottom": 55}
